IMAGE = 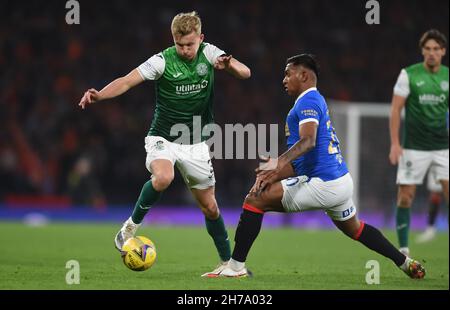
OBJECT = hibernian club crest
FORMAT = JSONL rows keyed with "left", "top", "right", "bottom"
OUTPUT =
{"left": 441, "top": 81, "right": 449, "bottom": 92}
{"left": 196, "top": 63, "right": 208, "bottom": 76}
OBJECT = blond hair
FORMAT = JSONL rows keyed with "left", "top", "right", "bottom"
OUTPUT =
{"left": 171, "top": 11, "right": 202, "bottom": 36}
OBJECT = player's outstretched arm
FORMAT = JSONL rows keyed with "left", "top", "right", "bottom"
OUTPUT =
{"left": 389, "top": 95, "right": 406, "bottom": 165}
{"left": 214, "top": 55, "right": 251, "bottom": 79}
{"left": 79, "top": 69, "right": 144, "bottom": 109}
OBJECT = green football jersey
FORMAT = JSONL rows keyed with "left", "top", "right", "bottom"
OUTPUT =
{"left": 139, "top": 43, "right": 222, "bottom": 144}
{"left": 401, "top": 63, "right": 449, "bottom": 150}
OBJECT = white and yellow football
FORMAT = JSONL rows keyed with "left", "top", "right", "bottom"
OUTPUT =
{"left": 121, "top": 236, "right": 157, "bottom": 271}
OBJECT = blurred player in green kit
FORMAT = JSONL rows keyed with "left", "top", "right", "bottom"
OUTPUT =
{"left": 389, "top": 29, "right": 448, "bottom": 256}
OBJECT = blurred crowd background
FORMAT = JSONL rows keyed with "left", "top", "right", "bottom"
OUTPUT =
{"left": 0, "top": 0, "right": 448, "bottom": 210}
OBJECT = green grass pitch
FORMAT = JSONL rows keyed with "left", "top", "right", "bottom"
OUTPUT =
{"left": 0, "top": 221, "right": 447, "bottom": 290}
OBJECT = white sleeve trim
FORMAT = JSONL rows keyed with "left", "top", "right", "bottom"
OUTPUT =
{"left": 299, "top": 118, "right": 319, "bottom": 126}
{"left": 393, "top": 69, "right": 410, "bottom": 98}
{"left": 203, "top": 43, "right": 226, "bottom": 65}
{"left": 137, "top": 53, "right": 166, "bottom": 80}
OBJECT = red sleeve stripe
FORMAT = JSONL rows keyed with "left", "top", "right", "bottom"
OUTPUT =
{"left": 353, "top": 221, "right": 365, "bottom": 240}
{"left": 243, "top": 203, "right": 265, "bottom": 214}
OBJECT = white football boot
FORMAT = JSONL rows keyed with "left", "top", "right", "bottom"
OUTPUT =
{"left": 114, "top": 217, "right": 141, "bottom": 251}
{"left": 400, "top": 257, "right": 426, "bottom": 279}
{"left": 399, "top": 247, "right": 410, "bottom": 257}
{"left": 416, "top": 226, "right": 437, "bottom": 243}
{"left": 216, "top": 259, "right": 252, "bottom": 278}
{"left": 201, "top": 261, "right": 229, "bottom": 278}
{"left": 218, "top": 266, "right": 252, "bottom": 278}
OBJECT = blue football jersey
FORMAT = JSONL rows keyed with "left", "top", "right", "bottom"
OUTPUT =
{"left": 285, "top": 87, "right": 348, "bottom": 181}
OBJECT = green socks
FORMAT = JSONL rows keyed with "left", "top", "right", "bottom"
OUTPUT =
{"left": 205, "top": 214, "right": 231, "bottom": 262}
{"left": 396, "top": 207, "right": 410, "bottom": 248}
{"left": 131, "top": 180, "right": 161, "bottom": 224}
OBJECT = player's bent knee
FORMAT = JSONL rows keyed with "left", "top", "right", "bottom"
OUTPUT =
{"left": 430, "top": 192, "right": 442, "bottom": 205}
{"left": 397, "top": 187, "right": 415, "bottom": 208}
{"left": 152, "top": 174, "right": 174, "bottom": 191}
{"left": 242, "top": 198, "right": 265, "bottom": 214}
{"left": 201, "top": 202, "right": 219, "bottom": 219}
{"left": 334, "top": 216, "right": 363, "bottom": 240}
{"left": 398, "top": 195, "right": 413, "bottom": 208}
{"left": 351, "top": 221, "right": 365, "bottom": 240}
{"left": 243, "top": 196, "right": 260, "bottom": 208}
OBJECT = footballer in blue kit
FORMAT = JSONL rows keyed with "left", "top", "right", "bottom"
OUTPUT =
{"left": 213, "top": 54, "right": 426, "bottom": 280}
{"left": 286, "top": 87, "right": 348, "bottom": 181}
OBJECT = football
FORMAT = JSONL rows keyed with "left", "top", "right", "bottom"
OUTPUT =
{"left": 121, "top": 236, "right": 157, "bottom": 271}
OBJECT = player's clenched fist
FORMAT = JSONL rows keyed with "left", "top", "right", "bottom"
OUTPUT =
{"left": 79, "top": 88, "right": 100, "bottom": 109}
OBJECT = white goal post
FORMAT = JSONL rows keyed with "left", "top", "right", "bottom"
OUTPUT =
{"left": 329, "top": 100, "right": 408, "bottom": 212}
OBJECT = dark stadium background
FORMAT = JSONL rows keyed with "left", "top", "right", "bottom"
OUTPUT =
{"left": 0, "top": 0, "right": 448, "bottom": 227}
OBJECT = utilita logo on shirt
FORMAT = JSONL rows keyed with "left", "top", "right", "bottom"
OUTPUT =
{"left": 419, "top": 94, "right": 447, "bottom": 105}
{"left": 175, "top": 80, "right": 209, "bottom": 95}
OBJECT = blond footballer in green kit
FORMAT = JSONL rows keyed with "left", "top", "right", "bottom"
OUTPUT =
{"left": 79, "top": 12, "right": 251, "bottom": 276}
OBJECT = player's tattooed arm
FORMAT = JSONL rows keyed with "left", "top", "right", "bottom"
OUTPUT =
{"left": 255, "top": 121, "right": 317, "bottom": 191}
{"left": 278, "top": 121, "right": 317, "bottom": 165}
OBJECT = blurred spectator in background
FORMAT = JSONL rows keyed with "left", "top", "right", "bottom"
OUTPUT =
{"left": 67, "top": 156, "right": 106, "bottom": 210}
{"left": 1, "top": 0, "right": 448, "bottom": 208}
{"left": 0, "top": 143, "right": 35, "bottom": 198}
